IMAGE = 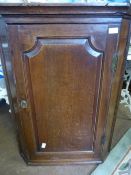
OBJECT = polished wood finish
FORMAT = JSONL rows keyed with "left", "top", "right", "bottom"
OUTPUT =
{"left": 104, "top": 19, "right": 130, "bottom": 154}
{"left": 0, "top": 4, "right": 130, "bottom": 165}
{"left": 0, "top": 4, "right": 128, "bottom": 15}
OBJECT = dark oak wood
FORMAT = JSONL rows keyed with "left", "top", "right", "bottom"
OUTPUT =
{"left": 104, "top": 19, "right": 131, "bottom": 153}
{"left": 0, "top": 4, "right": 130, "bottom": 165}
{"left": 0, "top": 4, "right": 128, "bottom": 15}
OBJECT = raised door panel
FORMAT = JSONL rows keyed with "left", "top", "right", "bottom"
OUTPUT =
{"left": 24, "top": 38, "right": 103, "bottom": 153}
{"left": 8, "top": 24, "right": 117, "bottom": 164}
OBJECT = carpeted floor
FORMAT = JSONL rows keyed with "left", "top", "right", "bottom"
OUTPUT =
{"left": 0, "top": 103, "right": 130, "bottom": 175}
{"left": 92, "top": 128, "right": 131, "bottom": 175}
{"left": 111, "top": 103, "right": 131, "bottom": 148}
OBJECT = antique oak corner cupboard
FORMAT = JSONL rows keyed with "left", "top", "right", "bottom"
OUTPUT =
{"left": 0, "top": 3, "right": 130, "bottom": 165}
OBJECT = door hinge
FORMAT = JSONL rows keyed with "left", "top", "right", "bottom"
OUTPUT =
{"left": 101, "top": 134, "right": 106, "bottom": 146}
{"left": 112, "top": 53, "right": 118, "bottom": 74}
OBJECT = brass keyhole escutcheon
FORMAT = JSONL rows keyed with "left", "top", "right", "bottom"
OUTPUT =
{"left": 20, "top": 100, "right": 28, "bottom": 109}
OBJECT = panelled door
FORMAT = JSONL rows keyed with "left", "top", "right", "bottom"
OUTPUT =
{"left": 8, "top": 23, "right": 119, "bottom": 164}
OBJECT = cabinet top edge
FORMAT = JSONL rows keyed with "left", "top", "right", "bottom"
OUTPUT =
{"left": 0, "top": 4, "right": 129, "bottom": 15}
{"left": 0, "top": 2, "right": 130, "bottom": 7}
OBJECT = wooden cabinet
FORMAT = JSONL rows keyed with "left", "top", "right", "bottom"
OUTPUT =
{"left": 0, "top": 4, "right": 130, "bottom": 165}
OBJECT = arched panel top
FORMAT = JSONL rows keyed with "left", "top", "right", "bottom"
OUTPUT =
{"left": 24, "top": 37, "right": 103, "bottom": 59}
{"left": 22, "top": 35, "right": 104, "bottom": 154}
